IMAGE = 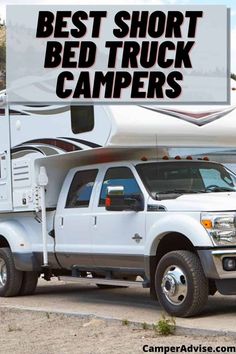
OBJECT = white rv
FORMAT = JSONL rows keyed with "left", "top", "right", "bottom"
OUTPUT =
{"left": 0, "top": 86, "right": 236, "bottom": 317}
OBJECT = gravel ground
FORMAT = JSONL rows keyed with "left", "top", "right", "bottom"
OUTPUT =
{"left": 2, "top": 278, "right": 236, "bottom": 335}
{"left": 0, "top": 308, "right": 235, "bottom": 354}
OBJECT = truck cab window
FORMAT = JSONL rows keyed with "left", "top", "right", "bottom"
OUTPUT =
{"left": 66, "top": 169, "right": 98, "bottom": 208}
{"left": 99, "top": 167, "right": 142, "bottom": 207}
{"left": 71, "top": 106, "right": 94, "bottom": 134}
{"left": 136, "top": 161, "right": 236, "bottom": 199}
{"left": 199, "top": 168, "right": 234, "bottom": 189}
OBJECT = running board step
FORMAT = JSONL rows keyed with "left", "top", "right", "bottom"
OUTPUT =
{"left": 59, "top": 276, "right": 149, "bottom": 288}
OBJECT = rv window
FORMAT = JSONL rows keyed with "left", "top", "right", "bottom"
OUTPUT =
{"left": 71, "top": 106, "right": 94, "bottom": 134}
{"left": 66, "top": 169, "right": 98, "bottom": 208}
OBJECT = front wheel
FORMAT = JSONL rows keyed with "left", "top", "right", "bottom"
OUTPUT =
{"left": 0, "top": 247, "right": 23, "bottom": 297}
{"left": 155, "top": 250, "right": 208, "bottom": 317}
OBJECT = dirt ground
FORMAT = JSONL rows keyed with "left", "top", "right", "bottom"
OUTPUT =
{"left": 2, "top": 278, "right": 236, "bottom": 335}
{"left": 0, "top": 308, "right": 235, "bottom": 354}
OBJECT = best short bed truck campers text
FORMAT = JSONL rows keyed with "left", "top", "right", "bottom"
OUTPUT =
{"left": 6, "top": 5, "right": 229, "bottom": 103}
{"left": 36, "top": 10, "right": 202, "bottom": 100}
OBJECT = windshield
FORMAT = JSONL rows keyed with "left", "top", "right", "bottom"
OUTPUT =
{"left": 136, "top": 161, "right": 236, "bottom": 200}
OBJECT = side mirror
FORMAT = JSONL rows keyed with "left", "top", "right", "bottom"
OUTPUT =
{"left": 105, "top": 186, "right": 144, "bottom": 212}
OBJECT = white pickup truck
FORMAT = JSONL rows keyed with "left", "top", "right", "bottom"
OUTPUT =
{"left": 1, "top": 149, "right": 236, "bottom": 318}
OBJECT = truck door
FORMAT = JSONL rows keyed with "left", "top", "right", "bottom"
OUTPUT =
{"left": 91, "top": 166, "right": 146, "bottom": 271}
{"left": 0, "top": 106, "right": 12, "bottom": 211}
{"left": 55, "top": 168, "right": 98, "bottom": 269}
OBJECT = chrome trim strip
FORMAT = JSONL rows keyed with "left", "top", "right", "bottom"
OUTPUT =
{"left": 211, "top": 249, "right": 236, "bottom": 279}
{"left": 212, "top": 250, "right": 236, "bottom": 255}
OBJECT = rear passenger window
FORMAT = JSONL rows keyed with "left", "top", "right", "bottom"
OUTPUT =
{"left": 99, "top": 167, "right": 142, "bottom": 206}
{"left": 66, "top": 169, "right": 98, "bottom": 208}
{"left": 71, "top": 106, "right": 94, "bottom": 134}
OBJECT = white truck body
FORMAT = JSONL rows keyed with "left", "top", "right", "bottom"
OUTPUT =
{"left": 1, "top": 147, "right": 236, "bottom": 317}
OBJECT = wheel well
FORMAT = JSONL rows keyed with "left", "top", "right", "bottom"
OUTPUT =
{"left": 0, "top": 235, "right": 10, "bottom": 248}
{"left": 149, "top": 233, "right": 195, "bottom": 291}
{"left": 156, "top": 232, "right": 195, "bottom": 261}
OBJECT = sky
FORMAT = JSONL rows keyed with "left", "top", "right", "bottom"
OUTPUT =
{"left": 0, "top": 0, "right": 235, "bottom": 72}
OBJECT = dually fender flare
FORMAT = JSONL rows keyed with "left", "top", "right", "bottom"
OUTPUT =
{"left": 0, "top": 220, "right": 33, "bottom": 253}
{"left": 144, "top": 214, "right": 213, "bottom": 256}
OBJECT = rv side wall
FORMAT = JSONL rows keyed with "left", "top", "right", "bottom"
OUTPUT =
{"left": 0, "top": 104, "right": 13, "bottom": 212}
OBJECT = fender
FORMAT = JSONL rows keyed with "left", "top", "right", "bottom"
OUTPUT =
{"left": 145, "top": 213, "right": 213, "bottom": 256}
{"left": 0, "top": 219, "right": 41, "bottom": 271}
{"left": 0, "top": 219, "right": 33, "bottom": 252}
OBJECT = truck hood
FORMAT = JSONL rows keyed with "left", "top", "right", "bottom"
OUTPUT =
{"left": 161, "top": 192, "right": 236, "bottom": 212}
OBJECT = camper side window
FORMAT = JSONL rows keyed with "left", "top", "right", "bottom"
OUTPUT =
{"left": 0, "top": 153, "right": 7, "bottom": 180}
{"left": 66, "top": 169, "right": 98, "bottom": 208}
{"left": 71, "top": 106, "right": 94, "bottom": 134}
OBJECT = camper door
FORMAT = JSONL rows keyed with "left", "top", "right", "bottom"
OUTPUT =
{"left": 0, "top": 106, "right": 12, "bottom": 211}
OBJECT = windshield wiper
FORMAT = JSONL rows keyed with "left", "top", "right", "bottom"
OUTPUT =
{"left": 206, "top": 186, "right": 235, "bottom": 192}
{"left": 155, "top": 189, "right": 205, "bottom": 197}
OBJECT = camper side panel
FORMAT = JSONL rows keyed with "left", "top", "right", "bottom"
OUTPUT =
{"left": 0, "top": 105, "right": 13, "bottom": 211}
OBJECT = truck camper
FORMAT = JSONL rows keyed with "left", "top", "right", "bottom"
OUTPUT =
{"left": 0, "top": 80, "right": 235, "bottom": 211}
{"left": 0, "top": 82, "right": 236, "bottom": 317}
{"left": 0, "top": 80, "right": 235, "bottom": 212}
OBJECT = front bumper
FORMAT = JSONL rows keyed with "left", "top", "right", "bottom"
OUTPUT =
{"left": 198, "top": 249, "right": 236, "bottom": 279}
{"left": 198, "top": 249, "right": 236, "bottom": 295}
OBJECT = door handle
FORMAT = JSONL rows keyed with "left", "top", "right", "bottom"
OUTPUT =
{"left": 132, "top": 233, "right": 142, "bottom": 242}
{"left": 59, "top": 217, "right": 64, "bottom": 227}
{"left": 93, "top": 216, "right": 97, "bottom": 226}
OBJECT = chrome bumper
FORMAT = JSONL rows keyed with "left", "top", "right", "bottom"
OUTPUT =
{"left": 212, "top": 249, "right": 236, "bottom": 279}
{"left": 198, "top": 249, "right": 236, "bottom": 279}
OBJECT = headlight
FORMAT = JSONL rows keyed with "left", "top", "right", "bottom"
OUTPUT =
{"left": 201, "top": 212, "right": 236, "bottom": 246}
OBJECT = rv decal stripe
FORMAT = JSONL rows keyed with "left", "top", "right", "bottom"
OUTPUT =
{"left": 0, "top": 108, "right": 29, "bottom": 116}
{"left": 9, "top": 109, "right": 29, "bottom": 116}
{"left": 11, "top": 146, "right": 44, "bottom": 154}
{"left": 59, "top": 137, "right": 101, "bottom": 148}
{"left": 163, "top": 109, "right": 221, "bottom": 119}
{"left": 24, "top": 105, "right": 50, "bottom": 108}
{"left": 24, "top": 106, "right": 70, "bottom": 115}
{"left": 17, "top": 139, "right": 82, "bottom": 152}
{"left": 141, "top": 106, "right": 236, "bottom": 126}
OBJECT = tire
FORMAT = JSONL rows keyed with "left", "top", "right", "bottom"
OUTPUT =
{"left": 0, "top": 247, "right": 23, "bottom": 297}
{"left": 155, "top": 250, "right": 208, "bottom": 318}
{"left": 19, "top": 272, "right": 38, "bottom": 296}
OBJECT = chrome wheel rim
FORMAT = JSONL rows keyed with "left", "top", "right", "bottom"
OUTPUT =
{"left": 161, "top": 265, "right": 188, "bottom": 305}
{"left": 0, "top": 258, "right": 7, "bottom": 288}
